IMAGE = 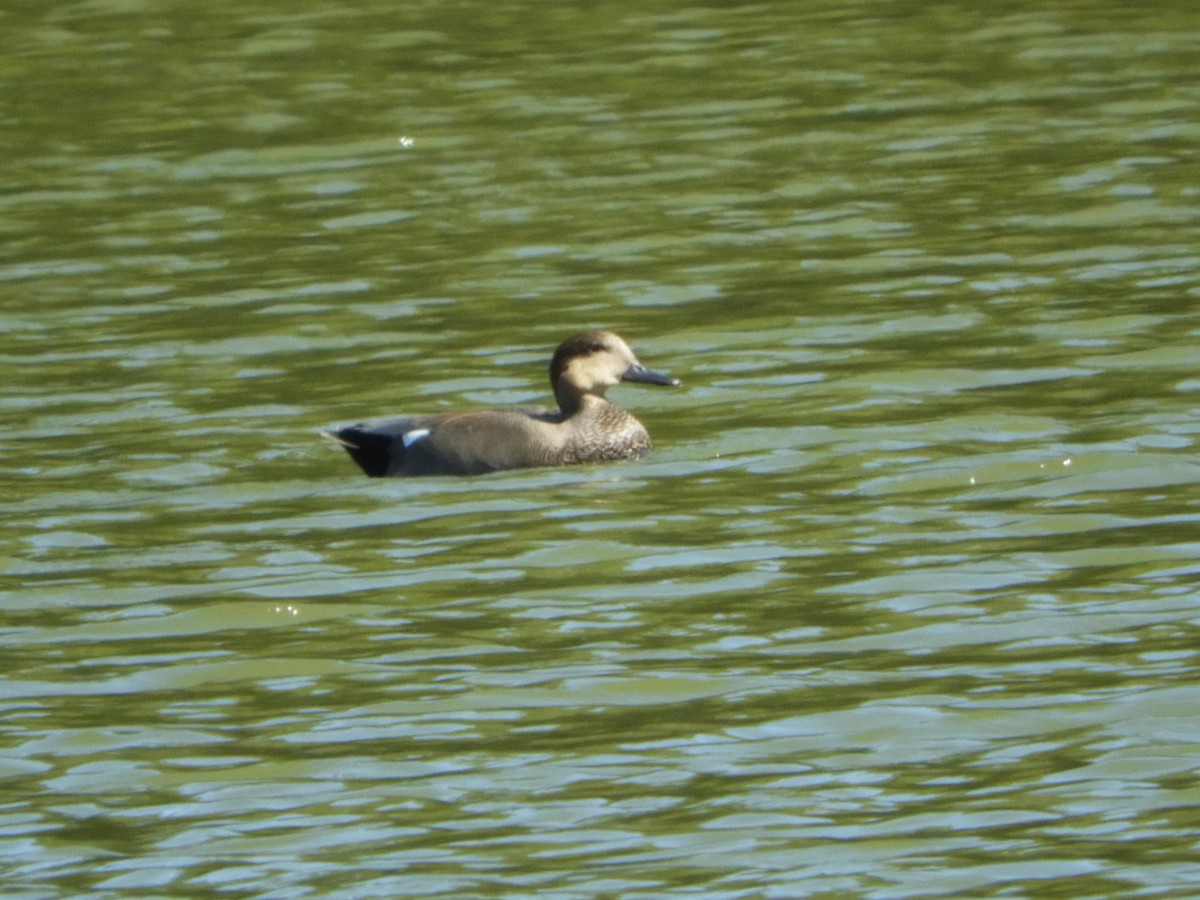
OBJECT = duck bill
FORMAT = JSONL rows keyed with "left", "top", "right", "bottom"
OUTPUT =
{"left": 623, "top": 363, "right": 681, "bottom": 387}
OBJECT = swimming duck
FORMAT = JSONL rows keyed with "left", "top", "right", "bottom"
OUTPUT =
{"left": 322, "top": 330, "right": 680, "bottom": 477}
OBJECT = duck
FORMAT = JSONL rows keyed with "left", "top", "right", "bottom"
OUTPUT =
{"left": 322, "top": 330, "right": 680, "bottom": 477}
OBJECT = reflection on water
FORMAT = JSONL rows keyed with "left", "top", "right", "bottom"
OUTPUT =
{"left": 3, "top": 0, "right": 1199, "bottom": 896}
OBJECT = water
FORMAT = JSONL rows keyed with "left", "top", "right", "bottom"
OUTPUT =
{"left": 3, "top": 1, "right": 1200, "bottom": 897}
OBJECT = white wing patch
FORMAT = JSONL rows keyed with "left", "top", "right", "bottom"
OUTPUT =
{"left": 402, "top": 428, "right": 431, "bottom": 448}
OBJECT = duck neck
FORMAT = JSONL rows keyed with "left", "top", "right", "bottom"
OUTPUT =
{"left": 554, "top": 384, "right": 604, "bottom": 419}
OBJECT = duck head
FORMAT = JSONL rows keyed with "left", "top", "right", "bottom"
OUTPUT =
{"left": 550, "top": 330, "right": 680, "bottom": 412}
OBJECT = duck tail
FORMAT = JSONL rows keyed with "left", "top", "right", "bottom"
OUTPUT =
{"left": 320, "top": 428, "right": 395, "bottom": 478}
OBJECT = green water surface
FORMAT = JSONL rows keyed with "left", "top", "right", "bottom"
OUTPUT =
{"left": 3, "top": 1, "right": 1199, "bottom": 897}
